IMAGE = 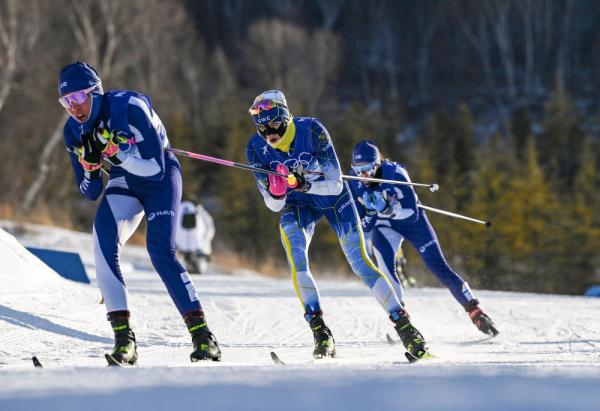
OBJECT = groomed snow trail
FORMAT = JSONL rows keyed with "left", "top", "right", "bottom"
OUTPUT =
{"left": 0, "top": 222, "right": 599, "bottom": 411}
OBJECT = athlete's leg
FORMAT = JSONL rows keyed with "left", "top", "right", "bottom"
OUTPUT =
{"left": 141, "top": 166, "right": 202, "bottom": 316}
{"left": 279, "top": 205, "right": 321, "bottom": 316}
{"left": 93, "top": 188, "right": 144, "bottom": 313}
{"left": 324, "top": 190, "right": 402, "bottom": 315}
{"left": 371, "top": 225, "right": 405, "bottom": 302}
{"left": 401, "top": 213, "right": 476, "bottom": 307}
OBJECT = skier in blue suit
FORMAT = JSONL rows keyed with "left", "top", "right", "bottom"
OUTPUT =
{"left": 348, "top": 140, "right": 498, "bottom": 336}
{"left": 58, "top": 61, "right": 221, "bottom": 365}
{"left": 246, "top": 90, "right": 430, "bottom": 360}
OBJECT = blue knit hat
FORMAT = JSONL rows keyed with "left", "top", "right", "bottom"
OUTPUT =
{"left": 58, "top": 61, "right": 103, "bottom": 97}
{"left": 352, "top": 140, "right": 380, "bottom": 165}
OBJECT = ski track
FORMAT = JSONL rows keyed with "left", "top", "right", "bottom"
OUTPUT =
{"left": 1, "top": 222, "right": 600, "bottom": 410}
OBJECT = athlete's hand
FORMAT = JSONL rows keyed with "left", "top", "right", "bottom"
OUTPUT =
{"left": 289, "top": 170, "right": 311, "bottom": 193}
{"left": 362, "top": 191, "right": 389, "bottom": 213}
{"left": 266, "top": 163, "right": 290, "bottom": 199}
{"left": 267, "top": 174, "right": 287, "bottom": 199}
{"left": 77, "top": 132, "right": 102, "bottom": 172}
{"left": 93, "top": 128, "right": 130, "bottom": 165}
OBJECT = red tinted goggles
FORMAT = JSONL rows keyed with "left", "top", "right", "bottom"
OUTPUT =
{"left": 249, "top": 99, "right": 279, "bottom": 115}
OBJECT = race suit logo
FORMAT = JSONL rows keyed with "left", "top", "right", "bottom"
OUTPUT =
{"left": 270, "top": 152, "right": 314, "bottom": 173}
{"left": 419, "top": 240, "right": 436, "bottom": 253}
{"left": 147, "top": 210, "right": 175, "bottom": 221}
{"left": 337, "top": 198, "right": 352, "bottom": 213}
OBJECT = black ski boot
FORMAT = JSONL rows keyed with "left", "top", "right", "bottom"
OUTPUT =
{"left": 106, "top": 311, "right": 138, "bottom": 366}
{"left": 185, "top": 311, "right": 221, "bottom": 362}
{"left": 390, "top": 309, "right": 428, "bottom": 359}
{"left": 465, "top": 300, "right": 499, "bottom": 336}
{"left": 308, "top": 312, "right": 335, "bottom": 359}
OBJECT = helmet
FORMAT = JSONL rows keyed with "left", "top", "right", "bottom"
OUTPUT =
{"left": 351, "top": 140, "right": 381, "bottom": 177}
{"left": 58, "top": 61, "right": 103, "bottom": 97}
{"left": 248, "top": 90, "right": 291, "bottom": 141}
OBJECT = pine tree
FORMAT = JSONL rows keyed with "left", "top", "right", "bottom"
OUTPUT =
{"left": 538, "top": 87, "right": 584, "bottom": 191}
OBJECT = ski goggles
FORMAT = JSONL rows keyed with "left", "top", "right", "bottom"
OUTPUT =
{"left": 249, "top": 99, "right": 284, "bottom": 115}
{"left": 352, "top": 162, "right": 378, "bottom": 174}
{"left": 58, "top": 86, "right": 96, "bottom": 109}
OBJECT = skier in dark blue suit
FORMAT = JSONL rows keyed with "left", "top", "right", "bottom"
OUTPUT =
{"left": 59, "top": 61, "right": 221, "bottom": 365}
{"left": 348, "top": 140, "right": 498, "bottom": 336}
{"left": 246, "top": 90, "right": 430, "bottom": 360}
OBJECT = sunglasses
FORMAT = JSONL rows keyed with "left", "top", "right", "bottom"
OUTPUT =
{"left": 352, "top": 162, "right": 378, "bottom": 174}
{"left": 58, "top": 86, "right": 96, "bottom": 109}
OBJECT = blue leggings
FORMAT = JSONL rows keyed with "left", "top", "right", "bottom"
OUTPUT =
{"left": 93, "top": 165, "right": 202, "bottom": 316}
{"left": 279, "top": 191, "right": 402, "bottom": 318}
{"left": 370, "top": 212, "right": 475, "bottom": 307}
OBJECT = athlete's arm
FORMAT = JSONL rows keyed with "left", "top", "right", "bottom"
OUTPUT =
{"left": 113, "top": 96, "right": 165, "bottom": 180}
{"left": 307, "top": 120, "right": 343, "bottom": 196}
{"left": 349, "top": 179, "right": 376, "bottom": 232}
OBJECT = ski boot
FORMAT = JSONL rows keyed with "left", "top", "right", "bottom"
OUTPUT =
{"left": 465, "top": 300, "right": 499, "bottom": 336}
{"left": 185, "top": 311, "right": 221, "bottom": 362}
{"left": 106, "top": 311, "right": 138, "bottom": 366}
{"left": 308, "top": 312, "right": 335, "bottom": 359}
{"left": 390, "top": 309, "right": 428, "bottom": 360}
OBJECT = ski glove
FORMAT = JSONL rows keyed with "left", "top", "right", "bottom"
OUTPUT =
{"left": 93, "top": 128, "right": 131, "bottom": 165}
{"left": 289, "top": 170, "right": 311, "bottom": 193}
{"left": 362, "top": 191, "right": 390, "bottom": 214}
{"left": 77, "top": 132, "right": 102, "bottom": 172}
{"left": 266, "top": 164, "right": 290, "bottom": 199}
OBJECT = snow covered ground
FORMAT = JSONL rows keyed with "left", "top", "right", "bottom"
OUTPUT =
{"left": 1, "top": 221, "right": 599, "bottom": 411}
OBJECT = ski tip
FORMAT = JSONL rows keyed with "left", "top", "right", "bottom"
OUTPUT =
{"left": 386, "top": 334, "right": 397, "bottom": 345}
{"left": 405, "top": 351, "right": 436, "bottom": 363}
{"left": 404, "top": 352, "right": 418, "bottom": 363}
{"left": 485, "top": 221, "right": 493, "bottom": 228}
{"left": 32, "top": 356, "right": 43, "bottom": 368}
{"left": 105, "top": 353, "right": 124, "bottom": 367}
{"left": 270, "top": 351, "right": 285, "bottom": 365}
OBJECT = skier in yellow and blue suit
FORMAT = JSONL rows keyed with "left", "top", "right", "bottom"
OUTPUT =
{"left": 245, "top": 90, "right": 430, "bottom": 360}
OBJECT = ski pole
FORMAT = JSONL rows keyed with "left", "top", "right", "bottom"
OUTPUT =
{"left": 418, "top": 204, "right": 492, "bottom": 228}
{"left": 340, "top": 174, "right": 439, "bottom": 192}
{"left": 167, "top": 147, "right": 438, "bottom": 191}
{"left": 301, "top": 170, "right": 439, "bottom": 191}
{"left": 166, "top": 147, "right": 288, "bottom": 178}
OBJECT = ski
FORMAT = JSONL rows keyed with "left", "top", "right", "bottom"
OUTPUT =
{"left": 386, "top": 333, "right": 398, "bottom": 345}
{"left": 386, "top": 334, "right": 438, "bottom": 363}
{"left": 105, "top": 353, "right": 136, "bottom": 367}
{"left": 270, "top": 351, "right": 286, "bottom": 365}
{"left": 404, "top": 351, "right": 436, "bottom": 363}
{"left": 32, "top": 356, "right": 43, "bottom": 368}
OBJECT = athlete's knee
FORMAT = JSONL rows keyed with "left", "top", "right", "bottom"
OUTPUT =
{"left": 147, "top": 241, "right": 177, "bottom": 266}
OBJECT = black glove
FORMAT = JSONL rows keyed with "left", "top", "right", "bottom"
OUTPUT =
{"left": 291, "top": 171, "right": 311, "bottom": 193}
{"left": 92, "top": 128, "right": 129, "bottom": 165}
{"left": 77, "top": 132, "right": 103, "bottom": 175}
